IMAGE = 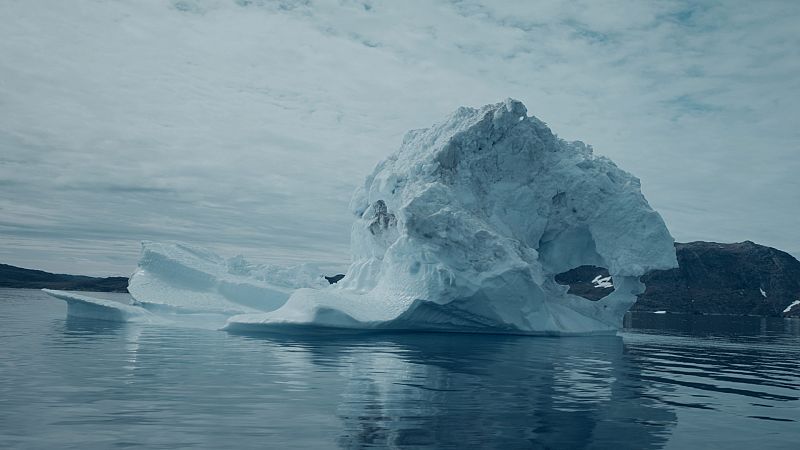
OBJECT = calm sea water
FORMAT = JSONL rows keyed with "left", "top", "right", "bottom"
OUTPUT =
{"left": 1, "top": 288, "right": 798, "bottom": 449}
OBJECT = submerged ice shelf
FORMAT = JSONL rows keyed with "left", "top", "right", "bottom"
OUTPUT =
{"left": 42, "top": 289, "right": 165, "bottom": 324}
{"left": 226, "top": 99, "right": 678, "bottom": 335}
{"left": 45, "top": 99, "right": 677, "bottom": 335}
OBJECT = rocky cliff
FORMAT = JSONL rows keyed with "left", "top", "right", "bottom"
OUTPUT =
{"left": 635, "top": 241, "right": 800, "bottom": 317}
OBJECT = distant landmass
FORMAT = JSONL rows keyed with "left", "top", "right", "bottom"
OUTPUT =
{"left": 0, "top": 264, "right": 129, "bottom": 292}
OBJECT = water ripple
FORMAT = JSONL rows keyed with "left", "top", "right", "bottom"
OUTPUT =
{"left": 0, "top": 289, "right": 798, "bottom": 449}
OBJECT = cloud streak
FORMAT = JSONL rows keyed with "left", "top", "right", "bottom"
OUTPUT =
{"left": 1, "top": 0, "right": 798, "bottom": 275}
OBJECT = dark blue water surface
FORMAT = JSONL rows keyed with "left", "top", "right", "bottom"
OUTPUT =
{"left": 1, "top": 288, "right": 798, "bottom": 449}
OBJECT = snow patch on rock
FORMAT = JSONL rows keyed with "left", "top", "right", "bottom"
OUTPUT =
{"left": 592, "top": 275, "right": 614, "bottom": 289}
{"left": 783, "top": 300, "right": 800, "bottom": 314}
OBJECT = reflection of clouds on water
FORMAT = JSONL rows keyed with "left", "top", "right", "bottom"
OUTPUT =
{"left": 258, "top": 334, "right": 677, "bottom": 449}
{"left": 55, "top": 310, "right": 794, "bottom": 448}
{"left": 9, "top": 292, "right": 795, "bottom": 448}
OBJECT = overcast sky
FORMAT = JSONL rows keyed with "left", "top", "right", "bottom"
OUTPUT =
{"left": 1, "top": 0, "right": 798, "bottom": 276}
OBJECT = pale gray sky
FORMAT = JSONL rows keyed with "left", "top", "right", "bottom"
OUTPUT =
{"left": 1, "top": 0, "right": 798, "bottom": 276}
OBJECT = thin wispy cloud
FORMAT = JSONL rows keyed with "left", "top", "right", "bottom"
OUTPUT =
{"left": 1, "top": 0, "right": 797, "bottom": 275}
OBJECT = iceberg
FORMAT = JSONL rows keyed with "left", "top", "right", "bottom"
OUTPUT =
{"left": 128, "top": 241, "right": 327, "bottom": 315}
{"left": 226, "top": 99, "right": 678, "bottom": 335}
{"left": 44, "top": 99, "right": 676, "bottom": 335}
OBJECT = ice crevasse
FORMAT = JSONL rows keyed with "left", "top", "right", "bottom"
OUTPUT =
{"left": 225, "top": 99, "right": 678, "bottom": 335}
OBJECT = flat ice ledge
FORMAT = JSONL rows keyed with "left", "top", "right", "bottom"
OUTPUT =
{"left": 42, "top": 289, "right": 164, "bottom": 324}
{"left": 223, "top": 314, "right": 620, "bottom": 337}
{"left": 223, "top": 288, "right": 623, "bottom": 336}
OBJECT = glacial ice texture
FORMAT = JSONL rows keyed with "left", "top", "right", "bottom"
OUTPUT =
{"left": 128, "top": 241, "right": 327, "bottom": 315}
{"left": 44, "top": 242, "right": 332, "bottom": 325}
{"left": 227, "top": 99, "right": 678, "bottom": 335}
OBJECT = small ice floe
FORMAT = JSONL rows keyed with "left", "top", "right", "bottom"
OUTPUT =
{"left": 653, "top": 310, "right": 667, "bottom": 314}
{"left": 592, "top": 275, "right": 614, "bottom": 289}
{"left": 760, "top": 288, "right": 767, "bottom": 298}
{"left": 783, "top": 300, "right": 800, "bottom": 314}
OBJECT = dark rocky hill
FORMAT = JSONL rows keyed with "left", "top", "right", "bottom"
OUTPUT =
{"left": 555, "top": 241, "right": 800, "bottom": 317}
{"left": 325, "top": 274, "right": 345, "bottom": 284}
{"left": 0, "top": 264, "right": 129, "bottom": 292}
{"left": 554, "top": 265, "right": 614, "bottom": 301}
{"left": 635, "top": 241, "right": 800, "bottom": 317}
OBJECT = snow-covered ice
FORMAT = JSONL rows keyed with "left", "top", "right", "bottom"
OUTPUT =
{"left": 226, "top": 99, "right": 678, "bottom": 335}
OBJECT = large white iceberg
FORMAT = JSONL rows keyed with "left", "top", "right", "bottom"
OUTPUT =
{"left": 226, "top": 99, "right": 678, "bottom": 335}
{"left": 44, "top": 99, "right": 677, "bottom": 335}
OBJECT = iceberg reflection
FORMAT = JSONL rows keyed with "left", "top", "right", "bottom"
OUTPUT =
{"left": 241, "top": 333, "right": 677, "bottom": 449}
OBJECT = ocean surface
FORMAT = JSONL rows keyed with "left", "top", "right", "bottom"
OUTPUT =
{"left": 1, "top": 288, "right": 798, "bottom": 449}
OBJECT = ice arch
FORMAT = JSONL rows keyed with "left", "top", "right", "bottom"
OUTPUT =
{"left": 226, "top": 99, "right": 678, "bottom": 335}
